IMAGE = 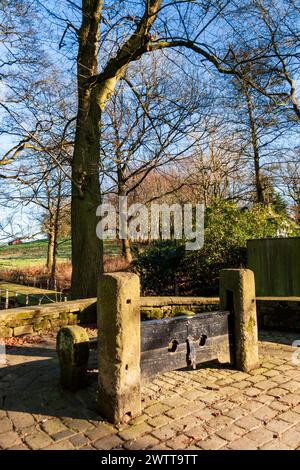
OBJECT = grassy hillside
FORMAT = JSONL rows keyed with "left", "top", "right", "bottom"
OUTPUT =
{"left": 0, "top": 238, "right": 120, "bottom": 270}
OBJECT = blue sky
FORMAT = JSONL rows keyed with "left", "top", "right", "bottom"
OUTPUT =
{"left": 0, "top": 0, "right": 299, "bottom": 242}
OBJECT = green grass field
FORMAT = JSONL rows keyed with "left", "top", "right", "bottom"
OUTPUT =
{"left": 0, "top": 281, "right": 58, "bottom": 305}
{"left": 0, "top": 238, "right": 120, "bottom": 270}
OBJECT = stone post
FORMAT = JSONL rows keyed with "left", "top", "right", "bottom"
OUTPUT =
{"left": 220, "top": 269, "right": 259, "bottom": 372}
{"left": 97, "top": 272, "right": 141, "bottom": 424}
{"left": 56, "top": 325, "right": 90, "bottom": 390}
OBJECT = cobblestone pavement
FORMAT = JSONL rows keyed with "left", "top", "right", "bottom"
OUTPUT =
{"left": 0, "top": 331, "right": 300, "bottom": 450}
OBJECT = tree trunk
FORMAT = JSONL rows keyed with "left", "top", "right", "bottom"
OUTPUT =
{"left": 71, "top": 1, "right": 103, "bottom": 299}
{"left": 245, "top": 88, "right": 265, "bottom": 204}
{"left": 121, "top": 238, "right": 133, "bottom": 263}
{"left": 253, "top": 147, "right": 264, "bottom": 204}
{"left": 71, "top": 92, "right": 103, "bottom": 299}
{"left": 49, "top": 232, "right": 57, "bottom": 290}
{"left": 118, "top": 173, "right": 133, "bottom": 263}
{"left": 46, "top": 227, "right": 55, "bottom": 272}
{"left": 50, "top": 189, "right": 61, "bottom": 290}
{"left": 46, "top": 211, "right": 55, "bottom": 271}
{"left": 71, "top": 0, "right": 161, "bottom": 297}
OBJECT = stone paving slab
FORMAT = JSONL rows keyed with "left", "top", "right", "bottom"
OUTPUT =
{"left": 0, "top": 331, "right": 300, "bottom": 450}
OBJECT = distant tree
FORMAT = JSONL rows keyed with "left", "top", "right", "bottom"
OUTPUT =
{"left": 100, "top": 56, "right": 211, "bottom": 261}
{"left": 277, "top": 154, "right": 300, "bottom": 222}
{"left": 0, "top": 0, "right": 48, "bottom": 168}
{"left": 1, "top": 0, "right": 299, "bottom": 299}
{"left": 0, "top": 72, "right": 73, "bottom": 284}
{"left": 251, "top": 0, "right": 300, "bottom": 121}
{"left": 68, "top": 0, "right": 279, "bottom": 298}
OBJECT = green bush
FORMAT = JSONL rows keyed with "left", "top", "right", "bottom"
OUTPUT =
{"left": 133, "top": 240, "right": 185, "bottom": 295}
{"left": 133, "top": 200, "right": 300, "bottom": 296}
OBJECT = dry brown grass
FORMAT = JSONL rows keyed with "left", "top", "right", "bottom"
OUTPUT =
{"left": 104, "top": 255, "right": 129, "bottom": 273}
{"left": 0, "top": 255, "right": 130, "bottom": 292}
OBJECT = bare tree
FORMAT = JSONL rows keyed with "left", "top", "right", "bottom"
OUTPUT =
{"left": 0, "top": 69, "right": 73, "bottom": 282}
{"left": 67, "top": 0, "right": 274, "bottom": 298}
{"left": 0, "top": 1, "right": 49, "bottom": 166}
{"left": 276, "top": 152, "right": 300, "bottom": 222}
{"left": 1, "top": 0, "right": 299, "bottom": 298}
{"left": 251, "top": 0, "right": 300, "bottom": 121}
{"left": 0, "top": 149, "right": 71, "bottom": 284}
{"left": 100, "top": 56, "right": 211, "bottom": 261}
{"left": 181, "top": 136, "right": 247, "bottom": 206}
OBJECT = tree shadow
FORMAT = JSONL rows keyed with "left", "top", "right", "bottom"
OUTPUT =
{"left": 1, "top": 331, "right": 295, "bottom": 423}
{"left": 0, "top": 345, "right": 101, "bottom": 421}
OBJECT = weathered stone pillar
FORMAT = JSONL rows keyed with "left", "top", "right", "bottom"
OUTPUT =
{"left": 97, "top": 272, "right": 141, "bottom": 424}
{"left": 220, "top": 269, "right": 259, "bottom": 372}
{"left": 56, "top": 325, "right": 90, "bottom": 390}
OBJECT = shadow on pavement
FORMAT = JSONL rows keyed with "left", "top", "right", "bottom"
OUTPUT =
{"left": 0, "top": 344, "right": 100, "bottom": 421}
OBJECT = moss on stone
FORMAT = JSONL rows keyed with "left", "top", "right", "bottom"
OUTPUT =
{"left": 50, "top": 318, "right": 68, "bottom": 328}
{"left": 0, "top": 327, "right": 13, "bottom": 337}
{"left": 140, "top": 307, "right": 164, "bottom": 321}
{"left": 191, "top": 304, "right": 218, "bottom": 313}
{"left": 15, "top": 312, "right": 36, "bottom": 320}
{"left": 68, "top": 313, "right": 79, "bottom": 325}
{"left": 6, "top": 318, "right": 34, "bottom": 328}
{"left": 172, "top": 306, "right": 194, "bottom": 317}
{"left": 33, "top": 318, "right": 50, "bottom": 331}
{"left": 246, "top": 315, "right": 256, "bottom": 334}
{"left": 173, "top": 309, "right": 195, "bottom": 317}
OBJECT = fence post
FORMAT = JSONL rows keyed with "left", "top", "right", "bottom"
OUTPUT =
{"left": 97, "top": 272, "right": 141, "bottom": 424}
{"left": 220, "top": 269, "right": 259, "bottom": 372}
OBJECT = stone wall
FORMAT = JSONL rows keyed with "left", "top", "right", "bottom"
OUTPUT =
{"left": 0, "top": 298, "right": 97, "bottom": 337}
{"left": 140, "top": 296, "right": 219, "bottom": 320}
{"left": 0, "top": 296, "right": 219, "bottom": 337}
{"left": 2, "top": 293, "right": 299, "bottom": 337}
{"left": 257, "top": 298, "right": 300, "bottom": 332}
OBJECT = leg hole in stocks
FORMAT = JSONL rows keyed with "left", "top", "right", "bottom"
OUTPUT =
{"left": 168, "top": 339, "right": 179, "bottom": 353}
